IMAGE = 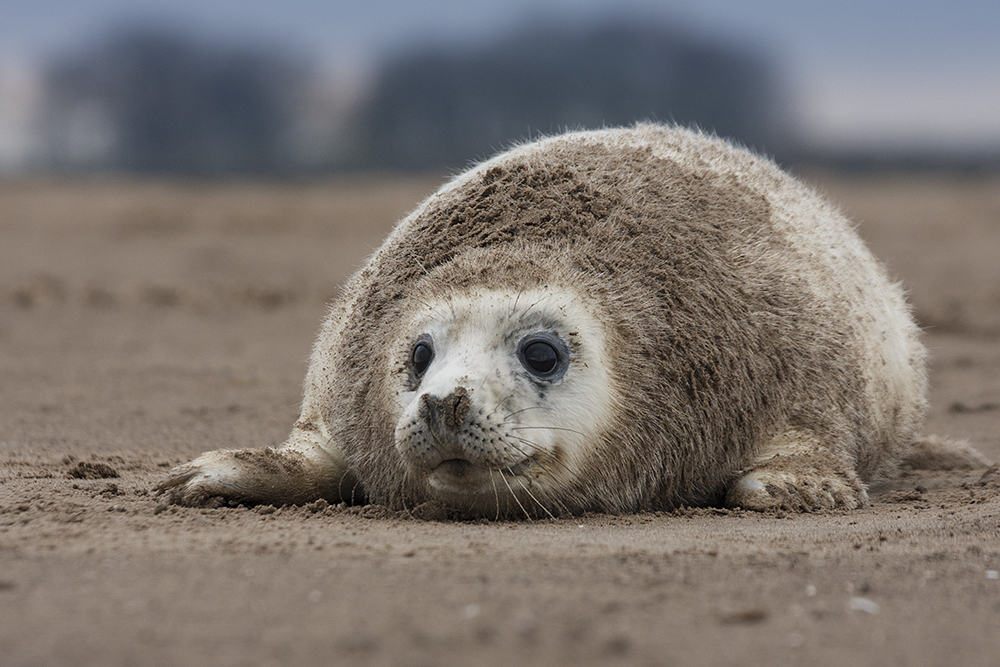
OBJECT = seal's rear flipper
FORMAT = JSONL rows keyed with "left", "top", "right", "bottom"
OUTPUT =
{"left": 725, "top": 429, "right": 867, "bottom": 512}
{"left": 902, "top": 435, "right": 993, "bottom": 471}
{"left": 153, "top": 429, "right": 360, "bottom": 507}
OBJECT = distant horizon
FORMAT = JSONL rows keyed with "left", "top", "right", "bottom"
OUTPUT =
{"left": 1, "top": 0, "right": 998, "bottom": 171}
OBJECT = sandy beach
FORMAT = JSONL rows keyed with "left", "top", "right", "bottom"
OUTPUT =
{"left": 2, "top": 173, "right": 998, "bottom": 666}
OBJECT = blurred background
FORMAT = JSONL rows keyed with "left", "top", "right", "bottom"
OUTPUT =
{"left": 0, "top": 0, "right": 998, "bottom": 176}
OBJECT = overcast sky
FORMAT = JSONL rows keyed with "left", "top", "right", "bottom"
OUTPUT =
{"left": 0, "top": 0, "right": 998, "bottom": 161}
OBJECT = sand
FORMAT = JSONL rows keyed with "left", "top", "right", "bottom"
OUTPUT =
{"left": 1, "top": 172, "right": 999, "bottom": 666}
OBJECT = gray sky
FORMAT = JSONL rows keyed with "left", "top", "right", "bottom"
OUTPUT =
{"left": 0, "top": 0, "right": 998, "bottom": 162}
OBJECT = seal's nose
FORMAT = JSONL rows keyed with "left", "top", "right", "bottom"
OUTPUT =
{"left": 418, "top": 386, "right": 471, "bottom": 437}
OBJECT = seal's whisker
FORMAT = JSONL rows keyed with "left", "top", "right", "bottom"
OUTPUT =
{"left": 502, "top": 406, "right": 547, "bottom": 422}
{"left": 549, "top": 492, "right": 573, "bottom": 518}
{"left": 411, "top": 296, "right": 446, "bottom": 319}
{"left": 510, "top": 470, "right": 556, "bottom": 520}
{"left": 498, "top": 469, "right": 532, "bottom": 521}
{"left": 511, "top": 288, "right": 524, "bottom": 318}
{"left": 511, "top": 425, "right": 587, "bottom": 438}
{"left": 518, "top": 295, "right": 547, "bottom": 319}
{"left": 485, "top": 393, "right": 517, "bottom": 421}
{"left": 489, "top": 469, "right": 501, "bottom": 521}
{"left": 507, "top": 435, "right": 575, "bottom": 477}
{"left": 499, "top": 444, "right": 569, "bottom": 502}
{"left": 509, "top": 456, "right": 571, "bottom": 518}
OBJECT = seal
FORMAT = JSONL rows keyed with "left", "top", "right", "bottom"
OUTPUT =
{"left": 155, "top": 124, "right": 928, "bottom": 516}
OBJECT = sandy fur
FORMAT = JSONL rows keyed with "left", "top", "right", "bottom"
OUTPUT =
{"left": 157, "top": 124, "right": 928, "bottom": 515}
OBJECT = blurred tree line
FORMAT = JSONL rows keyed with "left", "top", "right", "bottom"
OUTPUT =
{"left": 352, "top": 22, "right": 784, "bottom": 170}
{"left": 43, "top": 31, "right": 305, "bottom": 174}
{"left": 41, "top": 21, "right": 787, "bottom": 175}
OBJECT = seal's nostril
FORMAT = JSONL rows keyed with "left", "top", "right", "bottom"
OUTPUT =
{"left": 419, "top": 387, "right": 471, "bottom": 434}
{"left": 445, "top": 387, "right": 471, "bottom": 430}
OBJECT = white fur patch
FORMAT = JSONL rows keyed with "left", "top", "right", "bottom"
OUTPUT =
{"left": 392, "top": 286, "right": 616, "bottom": 501}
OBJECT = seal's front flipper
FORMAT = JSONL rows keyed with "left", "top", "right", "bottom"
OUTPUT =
{"left": 725, "top": 429, "right": 867, "bottom": 512}
{"left": 154, "top": 430, "right": 360, "bottom": 507}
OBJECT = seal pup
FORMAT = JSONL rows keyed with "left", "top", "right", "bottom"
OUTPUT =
{"left": 156, "top": 124, "right": 928, "bottom": 516}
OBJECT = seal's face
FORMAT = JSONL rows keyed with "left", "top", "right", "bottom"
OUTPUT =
{"left": 392, "top": 287, "right": 615, "bottom": 516}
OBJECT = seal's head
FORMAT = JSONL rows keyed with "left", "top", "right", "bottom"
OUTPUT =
{"left": 392, "top": 284, "right": 616, "bottom": 516}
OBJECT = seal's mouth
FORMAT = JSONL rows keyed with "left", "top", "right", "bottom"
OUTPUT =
{"left": 426, "top": 457, "right": 534, "bottom": 496}
{"left": 431, "top": 457, "right": 532, "bottom": 478}
{"left": 419, "top": 456, "right": 555, "bottom": 517}
{"left": 435, "top": 458, "right": 473, "bottom": 477}
{"left": 426, "top": 458, "right": 488, "bottom": 494}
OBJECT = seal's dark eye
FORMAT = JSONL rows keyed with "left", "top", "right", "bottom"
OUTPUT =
{"left": 517, "top": 332, "right": 571, "bottom": 380}
{"left": 522, "top": 341, "right": 559, "bottom": 375}
{"left": 412, "top": 341, "right": 433, "bottom": 378}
